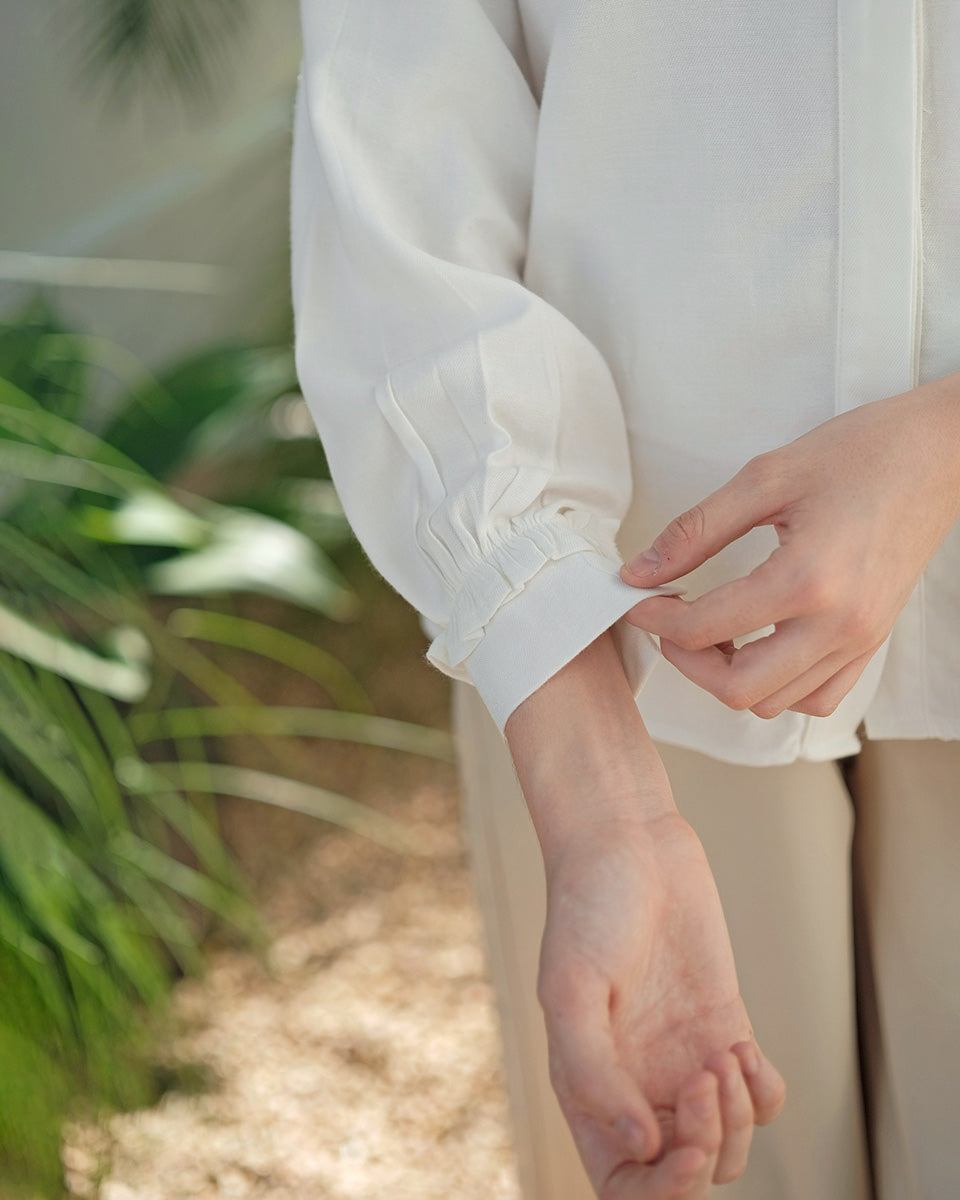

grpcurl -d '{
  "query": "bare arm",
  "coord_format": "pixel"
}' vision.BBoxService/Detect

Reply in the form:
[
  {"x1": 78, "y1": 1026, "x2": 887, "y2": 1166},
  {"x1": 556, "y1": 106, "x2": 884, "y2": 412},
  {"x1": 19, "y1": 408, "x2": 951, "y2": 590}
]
[{"x1": 504, "y1": 629, "x2": 785, "y2": 1197}]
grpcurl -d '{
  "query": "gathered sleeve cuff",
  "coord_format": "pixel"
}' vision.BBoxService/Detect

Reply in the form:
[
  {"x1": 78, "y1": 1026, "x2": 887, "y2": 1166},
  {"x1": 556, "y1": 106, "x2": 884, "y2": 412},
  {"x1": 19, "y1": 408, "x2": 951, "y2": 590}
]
[
  {"x1": 291, "y1": 0, "x2": 675, "y2": 737},
  {"x1": 419, "y1": 506, "x2": 680, "y2": 735}
]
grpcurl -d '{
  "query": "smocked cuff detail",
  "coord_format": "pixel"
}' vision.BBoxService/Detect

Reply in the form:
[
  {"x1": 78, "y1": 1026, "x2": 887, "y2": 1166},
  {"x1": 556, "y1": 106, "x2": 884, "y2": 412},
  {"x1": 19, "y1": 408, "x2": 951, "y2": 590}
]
[
  {"x1": 424, "y1": 511, "x2": 621, "y2": 676},
  {"x1": 424, "y1": 516, "x2": 682, "y2": 736}
]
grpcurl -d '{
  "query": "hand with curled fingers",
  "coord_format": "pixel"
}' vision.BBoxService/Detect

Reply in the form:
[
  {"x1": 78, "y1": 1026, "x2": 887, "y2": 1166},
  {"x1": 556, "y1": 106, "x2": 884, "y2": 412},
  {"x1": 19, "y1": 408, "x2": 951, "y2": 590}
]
[
  {"x1": 538, "y1": 808, "x2": 784, "y2": 1198},
  {"x1": 618, "y1": 373, "x2": 960, "y2": 720},
  {"x1": 505, "y1": 629, "x2": 785, "y2": 1197}
]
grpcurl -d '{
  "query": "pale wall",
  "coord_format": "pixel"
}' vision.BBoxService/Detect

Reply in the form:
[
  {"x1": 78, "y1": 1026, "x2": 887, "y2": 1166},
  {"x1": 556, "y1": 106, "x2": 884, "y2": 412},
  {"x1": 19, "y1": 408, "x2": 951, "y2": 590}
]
[{"x1": 0, "y1": 1, "x2": 303, "y2": 373}]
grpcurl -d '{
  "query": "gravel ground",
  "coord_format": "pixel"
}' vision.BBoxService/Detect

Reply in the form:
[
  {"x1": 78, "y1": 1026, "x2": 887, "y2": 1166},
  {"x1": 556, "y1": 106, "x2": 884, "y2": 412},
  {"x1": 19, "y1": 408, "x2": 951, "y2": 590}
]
[{"x1": 59, "y1": 584, "x2": 524, "y2": 1200}]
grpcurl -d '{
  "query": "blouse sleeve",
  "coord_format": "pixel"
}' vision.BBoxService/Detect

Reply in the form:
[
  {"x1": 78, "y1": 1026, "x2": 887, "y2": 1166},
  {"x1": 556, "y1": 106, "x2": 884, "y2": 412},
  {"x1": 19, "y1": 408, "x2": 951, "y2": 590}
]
[{"x1": 290, "y1": 0, "x2": 677, "y2": 737}]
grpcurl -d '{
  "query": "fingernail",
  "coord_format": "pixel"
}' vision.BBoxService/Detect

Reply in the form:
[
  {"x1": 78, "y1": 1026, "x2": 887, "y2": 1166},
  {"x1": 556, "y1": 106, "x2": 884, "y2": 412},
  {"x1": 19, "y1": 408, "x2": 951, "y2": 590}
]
[
  {"x1": 624, "y1": 548, "x2": 660, "y2": 577},
  {"x1": 614, "y1": 1115, "x2": 647, "y2": 1159}
]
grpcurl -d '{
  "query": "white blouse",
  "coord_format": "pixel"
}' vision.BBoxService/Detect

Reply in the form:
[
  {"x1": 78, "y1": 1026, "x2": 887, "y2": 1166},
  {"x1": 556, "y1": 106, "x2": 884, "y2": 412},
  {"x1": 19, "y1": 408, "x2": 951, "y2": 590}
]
[{"x1": 289, "y1": 0, "x2": 960, "y2": 766}]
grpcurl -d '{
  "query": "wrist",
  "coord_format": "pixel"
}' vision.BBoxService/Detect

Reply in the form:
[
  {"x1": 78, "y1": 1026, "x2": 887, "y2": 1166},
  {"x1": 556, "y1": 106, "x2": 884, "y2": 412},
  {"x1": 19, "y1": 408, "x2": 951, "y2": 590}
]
[{"x1": 903, "y1": 369, "x2": 960, "y2": 508}]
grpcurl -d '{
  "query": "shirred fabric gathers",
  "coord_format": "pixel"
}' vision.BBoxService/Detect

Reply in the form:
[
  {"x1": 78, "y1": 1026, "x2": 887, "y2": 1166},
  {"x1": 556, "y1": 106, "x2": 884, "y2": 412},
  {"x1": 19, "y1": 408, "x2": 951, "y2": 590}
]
[
  {"x1": 424, "y1": 506, "x2": 637, "y2": 671},
  {"x1": 289, "y1": 0, "x2": 960, "y2": 763}
]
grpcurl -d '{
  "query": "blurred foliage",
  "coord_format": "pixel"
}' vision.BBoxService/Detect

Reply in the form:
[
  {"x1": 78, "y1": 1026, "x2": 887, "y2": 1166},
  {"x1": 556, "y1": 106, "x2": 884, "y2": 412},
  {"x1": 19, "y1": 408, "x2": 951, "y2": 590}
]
[
  {"x1": 0, "y1": 294, "x2": 453, "y2": 1198},
  {"x1": 61, "y1": 0, "x2": 255, "y2": 110}
]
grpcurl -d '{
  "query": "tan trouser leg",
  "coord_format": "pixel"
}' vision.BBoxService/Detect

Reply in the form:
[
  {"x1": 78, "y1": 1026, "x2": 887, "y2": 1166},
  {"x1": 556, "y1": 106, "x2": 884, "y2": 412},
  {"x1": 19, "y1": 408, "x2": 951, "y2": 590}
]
[
  {"x1": 452, "y1": 678, "x2": 872, "y2": 1200},
  {"x1": 847, "y1": 738, "x2": 960, "y2": 1200},
  {"x1": 452, "y1": 678, "x2": 593, "y2": 1199},
  {"x1": 657, "y1": 740, "x2": 872, "y2": 1200}
]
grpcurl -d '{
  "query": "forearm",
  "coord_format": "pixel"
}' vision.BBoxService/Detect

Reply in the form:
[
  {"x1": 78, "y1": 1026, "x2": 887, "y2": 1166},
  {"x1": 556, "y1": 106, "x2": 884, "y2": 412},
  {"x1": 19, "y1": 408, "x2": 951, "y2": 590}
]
[{"x1": 504, "y1": 627, "x2": 677, "y2": 868}]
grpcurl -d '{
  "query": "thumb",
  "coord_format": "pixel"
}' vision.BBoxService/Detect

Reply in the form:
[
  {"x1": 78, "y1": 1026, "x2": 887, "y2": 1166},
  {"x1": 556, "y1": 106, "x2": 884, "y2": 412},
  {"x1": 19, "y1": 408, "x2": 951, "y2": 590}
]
[
  {"x1": 540, "y1": 970, "x2": 662, "y2": 1164},
  {"x1": 620, "y1": 460, "x2": 777, "y2": 585}
]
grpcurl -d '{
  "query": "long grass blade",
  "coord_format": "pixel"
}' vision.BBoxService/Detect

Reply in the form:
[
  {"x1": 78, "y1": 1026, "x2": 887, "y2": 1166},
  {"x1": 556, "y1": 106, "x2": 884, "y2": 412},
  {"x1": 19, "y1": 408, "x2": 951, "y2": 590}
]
[
  {"x1": 164, "y1": 607, "x2": 371, "y2": 711},
  {"x1": 128, "y1": 703, "x2": 456, "y2": 761},
  {"x1": 0, "y1": 603, "x2": 149, "y2": 700},
  {"x1": 116, "y1": 757, "x2": 426, "y2": 856},
  {"x1": 0, "y1": 440, "x2": 154, "y2": 498}
]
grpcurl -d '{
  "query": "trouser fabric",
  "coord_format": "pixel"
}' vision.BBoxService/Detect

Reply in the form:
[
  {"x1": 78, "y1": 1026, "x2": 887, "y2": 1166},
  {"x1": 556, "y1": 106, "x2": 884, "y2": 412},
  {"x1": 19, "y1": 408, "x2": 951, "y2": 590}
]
[{"x1": 451, "y1": 678, "x2": 959, "y2": 1200}]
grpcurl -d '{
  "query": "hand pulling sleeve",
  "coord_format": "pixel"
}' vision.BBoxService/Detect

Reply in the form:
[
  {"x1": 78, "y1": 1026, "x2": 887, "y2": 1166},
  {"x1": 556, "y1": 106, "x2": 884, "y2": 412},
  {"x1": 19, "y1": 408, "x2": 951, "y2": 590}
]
[{"x1": 290, "y1": 0, "x2": 677, "y2": 737}]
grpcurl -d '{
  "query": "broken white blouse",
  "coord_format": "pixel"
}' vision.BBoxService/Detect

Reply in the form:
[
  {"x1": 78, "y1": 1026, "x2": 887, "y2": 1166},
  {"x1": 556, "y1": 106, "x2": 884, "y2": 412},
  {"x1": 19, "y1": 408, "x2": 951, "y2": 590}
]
[{"x1": 289, "y1": 0, "x2": 960, "y2": 765}]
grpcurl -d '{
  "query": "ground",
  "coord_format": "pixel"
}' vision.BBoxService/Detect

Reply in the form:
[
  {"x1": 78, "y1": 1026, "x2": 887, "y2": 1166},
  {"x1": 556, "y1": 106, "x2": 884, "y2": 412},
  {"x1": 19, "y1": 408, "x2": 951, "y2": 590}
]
[{"x1": 60, "y1": 568, "x2": 525, "y2": 1200}]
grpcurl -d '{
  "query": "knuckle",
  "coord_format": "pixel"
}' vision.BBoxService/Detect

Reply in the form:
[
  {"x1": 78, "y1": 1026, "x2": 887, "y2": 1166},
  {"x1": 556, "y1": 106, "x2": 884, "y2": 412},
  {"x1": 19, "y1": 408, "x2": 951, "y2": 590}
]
[
  {"x1": 657, "y1": 504, "x2": 706, "y2": 554},
  {"x1": 705, "y1": 1049, "x2": 737, "y2": 1076},
  {"x1": 669, "y1": 625, "x2": 706, "y2": 652},
  {"x1": 750, "y1": 699, "x2": 783, "y2": 720},
  {"x1": 792, "y1": 573, "x2": 835, "y2": 612},
  {"x1": 739, "y1": 450, "x2": 781, "y2": 495},
  {"x1": 717, "y1": 681, "x2": 755, "y2": 711},
  {"x1": 838, "y1": 601, "x2": 879, "y2": 642},
  {"x1": 799, "y1": 695, "x2": 841, "y2": 718},
  {"x1": 536, "y1": 967, "x2": 571, "y2": 1016}
]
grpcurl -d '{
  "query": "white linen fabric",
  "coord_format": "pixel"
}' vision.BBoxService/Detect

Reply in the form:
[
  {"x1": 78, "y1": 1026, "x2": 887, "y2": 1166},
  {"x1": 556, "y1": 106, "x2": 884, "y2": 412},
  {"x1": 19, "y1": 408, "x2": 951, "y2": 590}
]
[{"x1": 289, "y1": 0, "x2": 960, "y2": 763}]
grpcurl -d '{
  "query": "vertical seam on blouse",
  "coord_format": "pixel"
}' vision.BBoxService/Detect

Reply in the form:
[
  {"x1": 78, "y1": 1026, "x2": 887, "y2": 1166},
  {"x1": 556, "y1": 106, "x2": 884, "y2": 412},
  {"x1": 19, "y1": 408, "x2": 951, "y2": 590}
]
[
  {"x1": 833, "y1": 0, "x2": 844, "y2": 419},
  {"x1": 912, "y1": 0, "x2": 925, "y2": 390},
  {"x1": 914, "y1": 1, "x2": 929, "y2": 734}
]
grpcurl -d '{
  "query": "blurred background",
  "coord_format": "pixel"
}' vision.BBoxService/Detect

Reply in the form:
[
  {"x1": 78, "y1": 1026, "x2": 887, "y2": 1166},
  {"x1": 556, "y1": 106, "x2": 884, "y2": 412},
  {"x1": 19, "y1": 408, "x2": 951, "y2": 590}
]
[{"x1": 0, "y1": 3, "x2": 519, "y2": 1196}]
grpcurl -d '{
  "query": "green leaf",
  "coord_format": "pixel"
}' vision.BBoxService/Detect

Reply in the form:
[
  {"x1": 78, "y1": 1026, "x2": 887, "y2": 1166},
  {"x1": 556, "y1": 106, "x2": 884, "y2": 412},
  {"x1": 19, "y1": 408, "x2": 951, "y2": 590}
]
[
  {"x1": 0, "y1": 603, "x2": 150, "y2": 701},
  {"x1": 145, "y1": 508, "x2": 359, "y2": 618},
  {"x1": 101, "y1": 344, "x2": 296, "y2": 477},
  {"x1": 129, "y1": 703, "x2": 457, "y2": 761},
  {"x1": 67, "y1": 0, "x2": 255, "y2": 110},
  {"x1": 163, "y1": 607, "x2": 370, "y2": 711},
  {"x1": 116, "y1": 757, "x2": 426, "y2": 856},
  {"x1": 0, "y1": 381, "x2": 156, "y2": 480},
  {"x1": 0, "y1": 440, "x2": 155, "y2": 499},
  {"x1": 76, "y1": 489, "x2": 210, "y2": 548},
  {"x1": 108, "y1": 829, "x2": 253, "y2": 931}
]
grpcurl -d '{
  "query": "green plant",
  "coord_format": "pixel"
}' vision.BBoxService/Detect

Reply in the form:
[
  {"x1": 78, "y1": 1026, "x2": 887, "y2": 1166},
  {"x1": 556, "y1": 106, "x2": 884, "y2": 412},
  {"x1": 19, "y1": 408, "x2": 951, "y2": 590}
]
[
  {"x1": 0, "y1": 295, "x2": 453, "y2": 1197},
  {"x1": 62, "y1": 0, "x2": 255, "y2": 109}
]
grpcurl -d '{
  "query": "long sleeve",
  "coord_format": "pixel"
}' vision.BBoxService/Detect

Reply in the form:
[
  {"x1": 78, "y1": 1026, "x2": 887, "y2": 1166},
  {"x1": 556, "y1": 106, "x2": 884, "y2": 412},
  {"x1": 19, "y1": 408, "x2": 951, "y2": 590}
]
[{"x1": 289, "y1": 0, "x2": 676, "y2": 737}]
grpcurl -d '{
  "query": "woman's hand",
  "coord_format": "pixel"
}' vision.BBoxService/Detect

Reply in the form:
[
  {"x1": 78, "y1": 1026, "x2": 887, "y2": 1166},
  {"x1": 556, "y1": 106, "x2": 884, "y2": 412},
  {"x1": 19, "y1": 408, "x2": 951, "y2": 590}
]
[
  {"x1": 505, "y1": 629, "x2": 785, "y2": 1197},
  {"x1": 618, "y1": 372, "x2": 960, "y2": 719},
  {"x1": 538, "y1": 809, "x2": 784, "y2": 1198}
]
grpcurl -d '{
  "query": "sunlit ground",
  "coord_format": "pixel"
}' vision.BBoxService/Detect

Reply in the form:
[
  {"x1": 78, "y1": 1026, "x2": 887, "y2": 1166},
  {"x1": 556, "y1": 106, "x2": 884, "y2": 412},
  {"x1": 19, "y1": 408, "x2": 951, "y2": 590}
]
[{"x1": 60, "y1": 582, "x2": 523, "y2": 1200}]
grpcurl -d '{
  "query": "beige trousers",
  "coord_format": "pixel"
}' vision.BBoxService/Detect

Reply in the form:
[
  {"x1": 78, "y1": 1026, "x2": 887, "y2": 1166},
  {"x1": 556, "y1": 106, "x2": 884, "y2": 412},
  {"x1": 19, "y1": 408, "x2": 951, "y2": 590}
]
[{"x1": 451, "y1": 679, "x2": 960, "y2": 1200}]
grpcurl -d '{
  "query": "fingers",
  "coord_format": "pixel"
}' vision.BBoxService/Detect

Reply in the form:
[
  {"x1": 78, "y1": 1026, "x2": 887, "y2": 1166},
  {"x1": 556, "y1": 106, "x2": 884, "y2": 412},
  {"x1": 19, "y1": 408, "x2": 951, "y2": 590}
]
[
  {"x1": 657, "y1": 621, "x2": 823, "y2": 712},
  {"x1": 637, "y1": 580, "x2": 884, "y2": 716},
  {"x1": 669, "y1": 1072, "x2": 724, "y2": 1198},
  {"x1": 748, "y1": 645, "x2": 855, "y2": 719},
  {"x1": 731, "y1": 1040, "x2": 787, "y2": 1126},
  {"x1": 540, "y1": 970, "x2": 662, "y2": 1162},
  {"x1": 602, "y1": 1052, "x2": 781, "y2": 1199},
  {"x1": 620, "y1": 456, "x2": 781, "y2": 587},
  {"x1": 602, "y1": 1073, "x2": 721, "y2": 1200},
  {"x1": 598, "y1": 1049, "x2": 783, "y2": 1198},
  {"x1": 784, "y1": 646, "x2": 881, "y2": 717},
  {"x1": 603, "y1": 1145, "x2": 708, "y2": 1200},
  {"x1": 624, "y1": 554, "x2": 801, "y2": 650},
  {"x1": 706, "y1": 1050, "x2": 755, "y2": 1183},
  {"x1": 662, "y1": 635, "x2": 881, "y2": 722}
]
